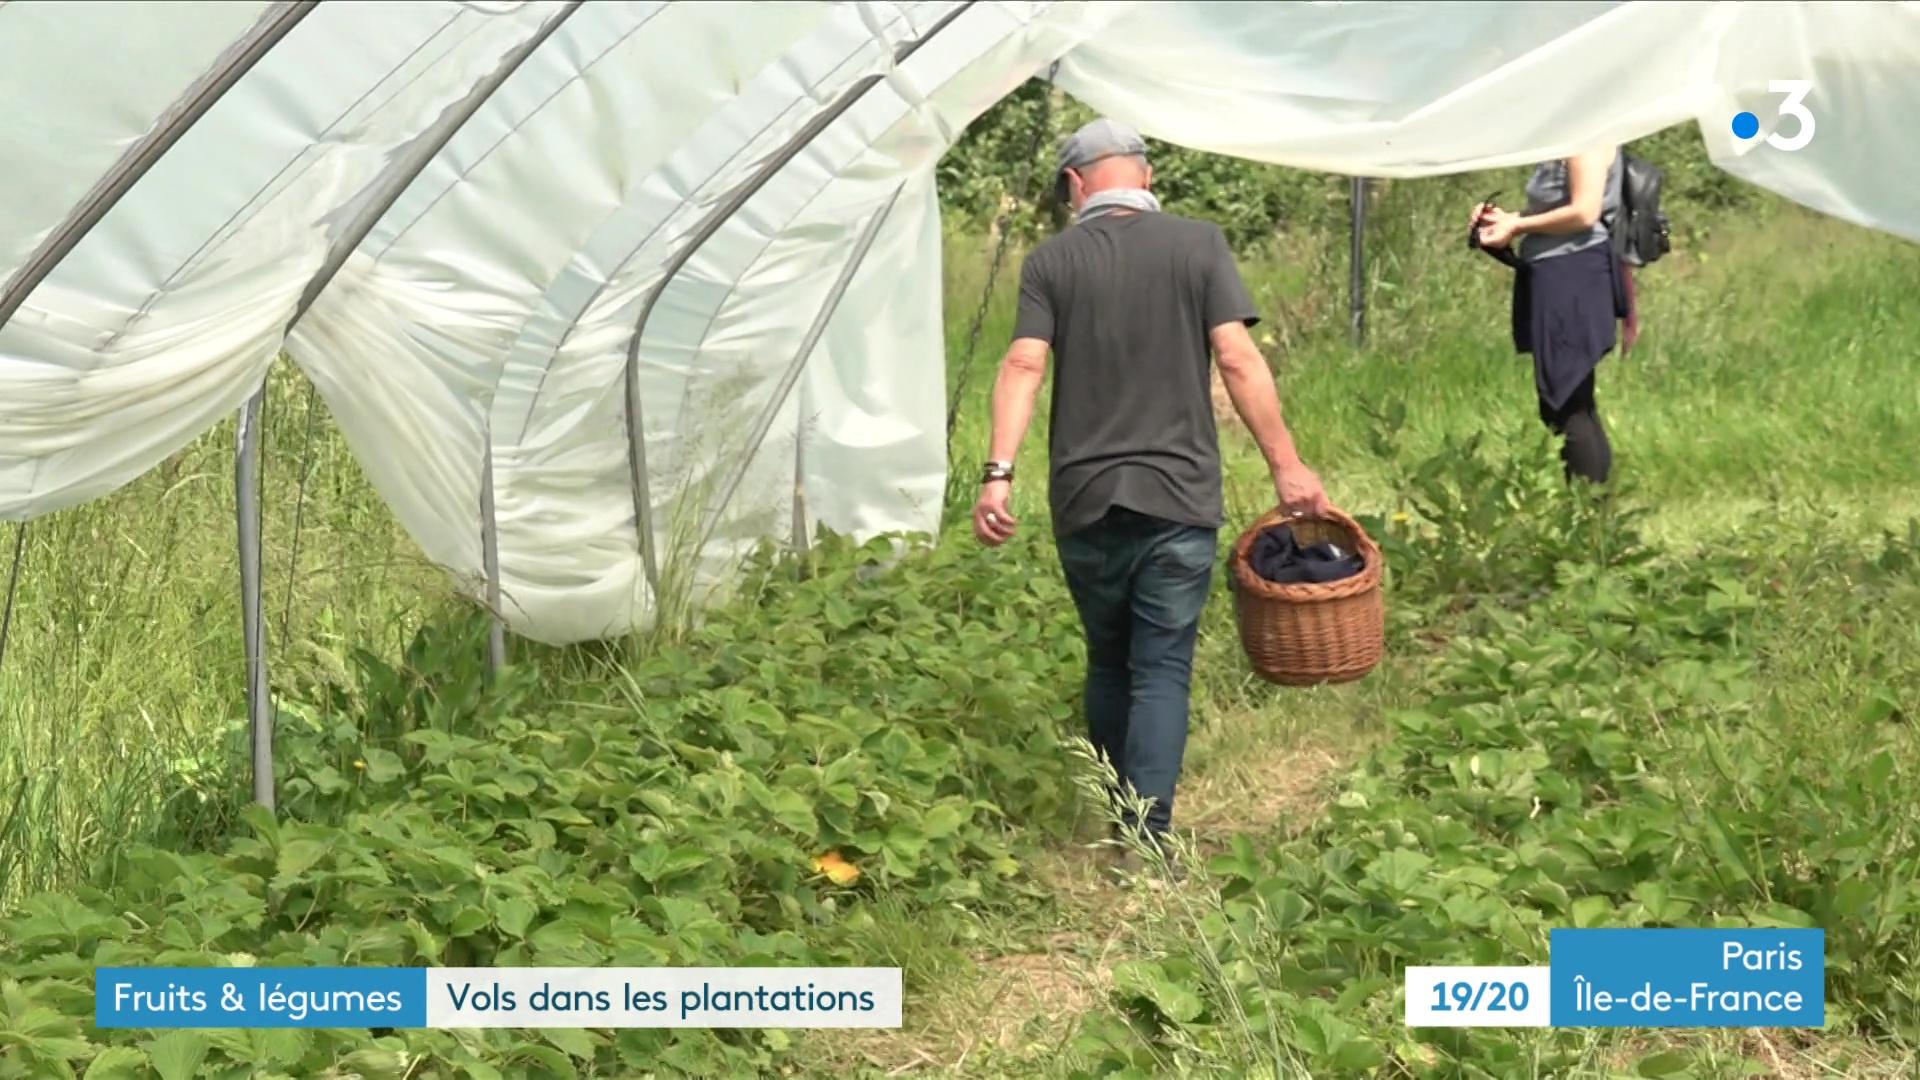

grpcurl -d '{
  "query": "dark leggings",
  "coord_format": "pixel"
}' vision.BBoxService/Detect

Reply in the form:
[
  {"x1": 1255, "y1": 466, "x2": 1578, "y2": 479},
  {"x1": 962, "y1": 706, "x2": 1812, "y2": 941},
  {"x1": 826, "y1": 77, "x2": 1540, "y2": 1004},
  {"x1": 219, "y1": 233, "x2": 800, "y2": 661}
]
[{"x1": 1539, "y1": 371, "x2": 1611, "y2": 484}]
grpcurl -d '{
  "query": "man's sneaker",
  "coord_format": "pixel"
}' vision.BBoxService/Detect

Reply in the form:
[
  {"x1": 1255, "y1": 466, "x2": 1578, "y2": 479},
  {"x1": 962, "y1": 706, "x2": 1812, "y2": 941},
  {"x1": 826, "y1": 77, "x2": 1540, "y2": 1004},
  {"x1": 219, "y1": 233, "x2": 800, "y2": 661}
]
[{"x1": 1105, "y1": 832, "x2": 1186, "y2": 887}]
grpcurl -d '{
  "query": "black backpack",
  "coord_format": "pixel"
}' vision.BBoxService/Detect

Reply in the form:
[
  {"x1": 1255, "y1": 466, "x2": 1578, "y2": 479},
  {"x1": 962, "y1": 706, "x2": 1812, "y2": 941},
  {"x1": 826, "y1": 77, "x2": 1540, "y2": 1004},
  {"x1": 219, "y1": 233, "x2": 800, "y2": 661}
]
[{"x1": 1608, "y1": 151, "x2": 1672, "y2": 267}]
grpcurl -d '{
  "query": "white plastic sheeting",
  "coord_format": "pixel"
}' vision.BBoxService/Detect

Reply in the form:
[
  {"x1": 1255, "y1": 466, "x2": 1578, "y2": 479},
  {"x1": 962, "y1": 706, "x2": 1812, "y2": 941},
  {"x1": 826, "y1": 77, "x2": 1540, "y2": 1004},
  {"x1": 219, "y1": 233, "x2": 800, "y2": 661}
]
[
  {"x1": 2, "y1": 1, "x2": 1915, "y2": 644},
  {"x1": 1055, "y1": 2, "x2": 1920, "y2": 241}
]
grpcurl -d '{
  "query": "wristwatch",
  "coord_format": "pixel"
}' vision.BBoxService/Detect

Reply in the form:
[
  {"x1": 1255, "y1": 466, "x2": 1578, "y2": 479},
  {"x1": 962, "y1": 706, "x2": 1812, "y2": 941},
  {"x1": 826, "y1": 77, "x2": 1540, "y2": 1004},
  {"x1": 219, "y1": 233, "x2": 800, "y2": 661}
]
[{"x1": 980, "y1": 460, "x2": 1015, "y2": 485}]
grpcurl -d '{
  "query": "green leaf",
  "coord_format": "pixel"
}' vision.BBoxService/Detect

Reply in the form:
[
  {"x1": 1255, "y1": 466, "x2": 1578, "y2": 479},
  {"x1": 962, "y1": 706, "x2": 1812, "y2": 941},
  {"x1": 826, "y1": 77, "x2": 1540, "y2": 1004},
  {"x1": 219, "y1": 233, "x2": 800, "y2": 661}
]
[
  {"x1": 1828, "y1": 878, "x2": 1877, "y2": 920},
  {"x1": 1699, "y1": 809, "x2": 1760, "y2": 889},
  {"x1": 82, "y1": 1047, "x2": 148, "y2": 1080},
  {"x1": 251, "y1": 1028, "x2": 311, "y2": 1068},
  {"x1": 1366, "y1": 849, "x2": 1432, "y2": 894},
  {"x1": 543, "y1": 1027, "x2": 597, "y2": 1059},
  {"x1": 1637, "y1": 1049, "x2": 1692, "y2": 1077},
  {"x1": 920, "y1": 803, "x2": 967, "y2": 839},
  {"x1": 274, "y1": 839, "x2": 330, "y2": 883},
  {"x1": 208, "y1": 1028, "x2": 310, "y2": 1070},
  {"x1": 884, "y1": 824, "x2": 926, "y2": 863},
  {"x1": 1865, "y1": 749, "x2": 1895, "y2": 790},
  {"x1": 1331, "y1": 976, "x2": 1392, "y2": 1013},
  {"x1": 1570, "y1": 895, "x2": 1613, "y2": 927},
  {"x1": 338, "y1": 1048, "x2": 409, "y2": 1074},
  {"x1": 33, "y1": 1034, "x2": 93, "y2": 1064},
  {"x1": 144, "y1": 1032, "x2": 210, "y2": 1080},
  {"x1": 361, "y1": 747, "x2": 405, "y2": 783},
  {"x1": 763, "y1": 789, "x2": 819, "y2": 838},
  {"x1": 404, "y1": 918, "x2": 443, "y2": 963},
  {"x1": 1331, "y1": 1037, "x2": 1386, "y2": 1072},
  {"x1": 529, "y1": 921, "x2": 597, "y2": 963},
  {"x1": 1149, "y1": 979, "x2": 1203, "y2": 1024},
  {"x1": 1258, "y1": 885, "x2": 1309, "y2": 928},
  {"x1": 460, "y1": 1059, "x2": 505, "y2": 1080},
  {"x1": 448, "y1": 906, "x2": 489, "y2": 936},
  {"x1": 1291, "y1": 1014, "x2": 1329, "y2": 1057},
  {"x1": 492, "y1": 897, "x2": 537, "y2": 939},
  {"x1": 1855, "y1": 693, "x2": 1901, "y2": 726},
  {"x1": 512, "y1": 1043, "x2": 577, "y2": 1078}
]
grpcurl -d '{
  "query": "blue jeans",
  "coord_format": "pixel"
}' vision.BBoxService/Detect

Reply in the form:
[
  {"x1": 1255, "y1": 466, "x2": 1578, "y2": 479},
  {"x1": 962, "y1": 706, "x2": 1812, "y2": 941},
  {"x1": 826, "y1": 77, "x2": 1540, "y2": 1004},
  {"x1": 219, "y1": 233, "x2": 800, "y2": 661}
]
[{"x1": 1055, "y1": 506, "x2": 1217, "y2": 840}]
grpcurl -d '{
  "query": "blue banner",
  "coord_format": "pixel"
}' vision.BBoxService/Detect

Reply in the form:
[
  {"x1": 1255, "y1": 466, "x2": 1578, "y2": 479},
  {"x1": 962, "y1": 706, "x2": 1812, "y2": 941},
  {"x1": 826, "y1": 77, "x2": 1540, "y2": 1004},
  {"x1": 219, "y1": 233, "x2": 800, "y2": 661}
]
[
  {"x1": 1548, "y1": 929, "x2": 1824, "y2": 1027},
  {"x1": 95, "y1": 968, "x2": 427, "y2": 1028}
]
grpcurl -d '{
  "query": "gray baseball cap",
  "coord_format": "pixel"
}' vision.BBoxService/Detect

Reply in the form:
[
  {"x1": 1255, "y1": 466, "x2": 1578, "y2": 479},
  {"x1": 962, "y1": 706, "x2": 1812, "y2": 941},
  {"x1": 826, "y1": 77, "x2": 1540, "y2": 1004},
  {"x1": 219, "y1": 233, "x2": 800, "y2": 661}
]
[{"x1": 1054, "y1": 117, "x2": 1148, "y2": 202}]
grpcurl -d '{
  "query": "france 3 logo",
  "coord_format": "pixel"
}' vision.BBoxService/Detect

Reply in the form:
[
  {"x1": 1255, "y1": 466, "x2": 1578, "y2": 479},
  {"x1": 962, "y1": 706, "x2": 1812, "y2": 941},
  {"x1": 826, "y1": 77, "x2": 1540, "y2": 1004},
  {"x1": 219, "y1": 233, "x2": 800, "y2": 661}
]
[{"x1": 1732, "y1": 81, "x2": 1814, "y2": 152}]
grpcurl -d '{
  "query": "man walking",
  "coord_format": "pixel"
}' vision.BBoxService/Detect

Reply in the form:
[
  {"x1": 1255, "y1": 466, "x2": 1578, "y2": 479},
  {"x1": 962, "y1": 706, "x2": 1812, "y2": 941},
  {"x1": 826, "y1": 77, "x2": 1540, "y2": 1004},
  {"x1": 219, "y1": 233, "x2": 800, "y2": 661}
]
[{"x1": 970, "y1": 118, "x2": 1334, "y2": 874}]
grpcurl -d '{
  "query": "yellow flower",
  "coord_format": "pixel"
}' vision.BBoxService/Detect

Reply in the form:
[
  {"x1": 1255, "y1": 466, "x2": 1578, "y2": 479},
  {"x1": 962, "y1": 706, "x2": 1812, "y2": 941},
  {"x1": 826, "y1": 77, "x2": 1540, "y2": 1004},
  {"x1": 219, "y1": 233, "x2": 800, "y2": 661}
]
[
  {"x1": 811, "y1": 851, "x2": 860, "y2": 886},
  {"x1": 353, "y1": 759, "x2": 366, "y2": 770},
  {"x1": 1391, "y1": 511, "x2": 1411, "y2": 524}
]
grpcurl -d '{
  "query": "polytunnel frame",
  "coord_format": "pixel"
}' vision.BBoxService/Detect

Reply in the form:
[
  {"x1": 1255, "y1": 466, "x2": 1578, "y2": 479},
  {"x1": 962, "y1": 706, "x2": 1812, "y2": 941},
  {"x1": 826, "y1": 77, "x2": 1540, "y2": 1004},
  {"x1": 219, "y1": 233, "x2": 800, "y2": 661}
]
[
  {"x1": 236, "y1": 0, "x2": 584, "y2": 809},
  {"x1": 2, "y1": 0, "x2": 1361, "y2": 818},
  {"x1": 618, "y1": 0, "x2": 979, "y2": 597},
  {"x1": 0, "y1": 1, "x2": 319, "y2": 328},
  {"x1": 0, "y1": 0, "x2": 320, "y2": 810},
  {"x1": 0, "y1": 0, "x2": 990, "y2": 814},
  {"x1": 0, "y1": 0, "x2": 583, "y2": 811}
]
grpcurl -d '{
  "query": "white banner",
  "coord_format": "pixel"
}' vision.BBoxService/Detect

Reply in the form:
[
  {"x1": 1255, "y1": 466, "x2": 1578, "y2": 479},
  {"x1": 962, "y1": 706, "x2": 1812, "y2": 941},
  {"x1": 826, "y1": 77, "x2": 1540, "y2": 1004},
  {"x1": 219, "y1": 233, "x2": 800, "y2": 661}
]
[
  {"x1": 1405, "y1": 966, "x2": 1552, "y2": 1028},
  {"x1": 425, "y1": 967, "x2": 902, "y2": 1028}
]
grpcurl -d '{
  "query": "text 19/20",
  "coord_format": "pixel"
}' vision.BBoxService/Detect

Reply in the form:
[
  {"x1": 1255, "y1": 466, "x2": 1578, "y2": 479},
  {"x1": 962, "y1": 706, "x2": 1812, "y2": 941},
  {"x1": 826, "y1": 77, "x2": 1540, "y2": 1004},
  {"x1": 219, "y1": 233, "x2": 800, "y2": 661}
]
[{"x1": 1430, "y1": 981, "x2": 1531, "y2": 1013}]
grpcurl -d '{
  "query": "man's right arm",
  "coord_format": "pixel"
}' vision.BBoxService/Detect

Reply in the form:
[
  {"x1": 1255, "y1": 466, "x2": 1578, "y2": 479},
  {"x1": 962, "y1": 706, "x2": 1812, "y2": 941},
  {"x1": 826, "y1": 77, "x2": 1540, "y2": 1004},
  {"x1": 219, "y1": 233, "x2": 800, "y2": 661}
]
[{"x1": 1211, "y1": 319, "x2": 1333, "y2": 516}]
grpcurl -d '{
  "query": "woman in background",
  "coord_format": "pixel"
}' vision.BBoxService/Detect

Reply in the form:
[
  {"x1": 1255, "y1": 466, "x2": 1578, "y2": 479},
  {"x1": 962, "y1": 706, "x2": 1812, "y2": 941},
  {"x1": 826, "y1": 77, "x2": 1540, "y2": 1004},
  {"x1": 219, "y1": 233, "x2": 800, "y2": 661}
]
[{"x1": 1473, "y1": 147, "x2": 1630, "y2": 484}]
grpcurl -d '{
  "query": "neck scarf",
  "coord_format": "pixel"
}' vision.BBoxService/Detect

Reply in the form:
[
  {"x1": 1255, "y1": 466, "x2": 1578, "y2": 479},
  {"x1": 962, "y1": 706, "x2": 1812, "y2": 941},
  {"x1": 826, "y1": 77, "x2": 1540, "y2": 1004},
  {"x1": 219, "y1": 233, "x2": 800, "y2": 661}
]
[{"x1": 1075, "y1": 187, "x2": 1162, "y2": 223}]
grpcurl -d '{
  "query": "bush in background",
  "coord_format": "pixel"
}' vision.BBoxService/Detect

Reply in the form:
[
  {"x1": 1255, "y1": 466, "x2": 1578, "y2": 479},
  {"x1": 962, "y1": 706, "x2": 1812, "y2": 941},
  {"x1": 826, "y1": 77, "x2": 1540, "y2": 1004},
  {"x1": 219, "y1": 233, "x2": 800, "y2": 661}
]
[{"x1": 940, "y1": 78, "x2": 1762, "y2": 256}]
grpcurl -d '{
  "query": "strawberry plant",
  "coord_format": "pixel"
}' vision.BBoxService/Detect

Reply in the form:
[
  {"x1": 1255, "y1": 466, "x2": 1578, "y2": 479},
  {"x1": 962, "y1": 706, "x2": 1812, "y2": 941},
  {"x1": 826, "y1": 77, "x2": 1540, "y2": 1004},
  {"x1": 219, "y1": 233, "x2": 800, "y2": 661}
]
[{"x1": 0, "y1": 526, "x2": 1102, "y2": 1077}]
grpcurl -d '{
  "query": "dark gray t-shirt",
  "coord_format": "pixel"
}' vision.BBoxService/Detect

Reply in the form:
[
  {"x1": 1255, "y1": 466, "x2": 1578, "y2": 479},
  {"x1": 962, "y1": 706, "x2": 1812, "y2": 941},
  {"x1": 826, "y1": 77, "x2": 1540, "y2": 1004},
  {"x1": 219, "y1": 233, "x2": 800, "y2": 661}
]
[{"x1": 1012, "y1": 211, "x2": 1259, "y2": 537}]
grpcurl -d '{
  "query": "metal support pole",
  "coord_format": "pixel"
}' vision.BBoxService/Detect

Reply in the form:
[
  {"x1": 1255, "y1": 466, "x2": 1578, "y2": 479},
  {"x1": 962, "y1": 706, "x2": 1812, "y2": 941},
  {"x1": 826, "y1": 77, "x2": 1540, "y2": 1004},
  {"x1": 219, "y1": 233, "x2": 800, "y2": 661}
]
[
  {"x1": 1349, "y1": 175, "x2": 1368, "y2": 347},
  {"x1": 236, "y1": 387, "x2": 273, "y2": 810},
  {"x1": 690, "y1": 185, "x2": 904, "y2": 560},
  {"x1": 791, "y1": 421, "x2": 809, "y2": 556},
  {"x1": 480, "y1": 432, "x2": 506, "y2": 682},
  {"x1": 620, "y1": 3, "x2": 976, "y2": 596},
  {"x1": 0, "y1": 2, "x2": 317, "y2": 328},
  {"x1": 287, "y1": 2, "x2": 581, "y2": 328},
  {"x1": 0, "y1": 523, "x2": 25, "y2": 677}
]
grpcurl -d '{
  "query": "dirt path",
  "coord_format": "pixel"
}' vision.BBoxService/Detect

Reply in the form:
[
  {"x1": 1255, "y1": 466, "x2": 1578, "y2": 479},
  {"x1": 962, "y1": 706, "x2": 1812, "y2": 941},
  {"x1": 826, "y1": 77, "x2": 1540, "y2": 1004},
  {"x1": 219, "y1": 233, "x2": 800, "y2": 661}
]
[{"x1": 812, "y1": 702, "x2": 1372, "y2": 1077}]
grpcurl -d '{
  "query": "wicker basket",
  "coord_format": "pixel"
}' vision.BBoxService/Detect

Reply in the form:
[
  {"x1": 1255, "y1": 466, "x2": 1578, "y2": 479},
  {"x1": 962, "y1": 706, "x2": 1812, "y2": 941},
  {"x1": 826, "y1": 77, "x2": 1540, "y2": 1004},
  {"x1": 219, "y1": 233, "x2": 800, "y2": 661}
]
[{"x1": 1228, "y1": 507, "x2": 1385, "y2": 686}]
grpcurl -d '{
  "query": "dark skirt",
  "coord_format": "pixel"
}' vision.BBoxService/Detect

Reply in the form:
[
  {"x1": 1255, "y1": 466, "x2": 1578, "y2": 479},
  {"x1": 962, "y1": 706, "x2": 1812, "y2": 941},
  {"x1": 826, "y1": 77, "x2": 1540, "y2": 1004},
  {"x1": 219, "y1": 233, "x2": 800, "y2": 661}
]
[{"x1": 1511, "y1": 241, "x2": 1630, "y2": 412}]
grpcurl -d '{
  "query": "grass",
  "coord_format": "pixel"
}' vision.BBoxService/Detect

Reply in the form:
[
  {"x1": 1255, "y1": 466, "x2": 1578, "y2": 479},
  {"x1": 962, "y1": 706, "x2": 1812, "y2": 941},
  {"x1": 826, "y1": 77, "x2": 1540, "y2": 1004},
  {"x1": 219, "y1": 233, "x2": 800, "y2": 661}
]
[
  {"x1": 0, "y1": 376, "x2": 451, "y2": 905},
  {"x1": 2, "y1": 159, "x2": 1917, "y2": 1078},
  {"x1": 943, "y1": 186, "x2": 1920, "y2": 551}
]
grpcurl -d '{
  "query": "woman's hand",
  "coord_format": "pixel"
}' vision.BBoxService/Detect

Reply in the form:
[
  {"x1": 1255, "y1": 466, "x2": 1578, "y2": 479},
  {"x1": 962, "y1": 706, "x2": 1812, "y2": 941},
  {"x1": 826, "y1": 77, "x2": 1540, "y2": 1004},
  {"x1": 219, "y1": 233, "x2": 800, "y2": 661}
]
[{"x1": 1477, "y1": 207, "x2": 1524, "y2": 249}]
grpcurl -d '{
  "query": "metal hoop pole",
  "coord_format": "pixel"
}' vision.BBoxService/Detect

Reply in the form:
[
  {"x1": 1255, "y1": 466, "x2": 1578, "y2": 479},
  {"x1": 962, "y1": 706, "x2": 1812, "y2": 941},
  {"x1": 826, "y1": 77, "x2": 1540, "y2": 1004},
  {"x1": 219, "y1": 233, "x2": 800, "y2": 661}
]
[
  {"x1": 279, "y1": 378, "x2": 319, "y2": 639},
  {"x1": 1350, "y1": 176, "x2": 1368, "y2": 347},
  {"x1": 480, "y1": 431, "x2": 506, "y2": 681},
  {"x1": 691, "y1": 184, "x2": 905, "y2": 561},
  {"x1": 620, "y1": 1, "x2": 978, "y2": 598},
  {"x1": 0, "y1": 1, "x2": 317, "y2": 329},
  {"x1": 287, "y1": 1, "x2": 582, "y2": 327},
  {"x1": 0, "y1": 523, "x2": 25, "y2": 678},
  {"x1": 236, "y1": 387, "x2": 273, "y2": 809},
  {"x1": 791, "y1": 423, "x2": 809, "y2": 555}
]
